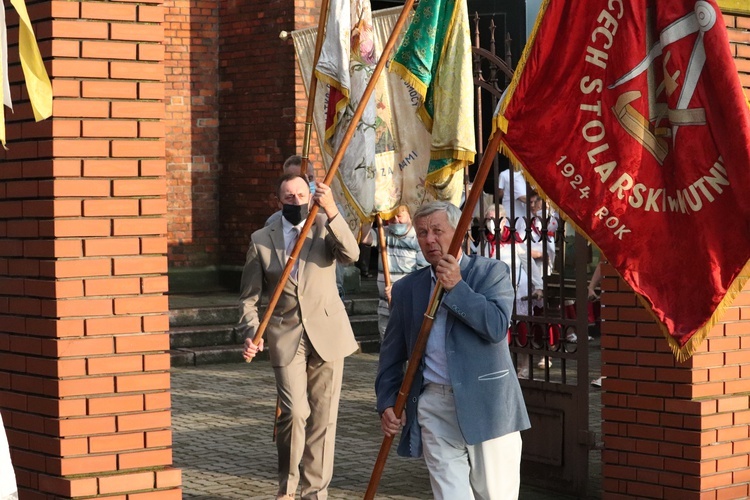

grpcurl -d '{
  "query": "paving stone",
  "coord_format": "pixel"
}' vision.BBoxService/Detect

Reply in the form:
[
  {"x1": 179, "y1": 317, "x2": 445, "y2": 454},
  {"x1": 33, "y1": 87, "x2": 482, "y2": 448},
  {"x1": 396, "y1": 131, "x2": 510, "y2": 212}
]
[{"x1": 172, "y1": 352, "x2": 603, "y2": 499}]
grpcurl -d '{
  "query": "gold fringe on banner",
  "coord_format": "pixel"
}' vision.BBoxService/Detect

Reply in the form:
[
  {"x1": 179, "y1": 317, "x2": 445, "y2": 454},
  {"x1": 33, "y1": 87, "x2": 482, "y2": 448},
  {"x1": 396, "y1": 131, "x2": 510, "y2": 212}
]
[{"x1": 667, "y1": 260, "x2": 750, "y2": 362}]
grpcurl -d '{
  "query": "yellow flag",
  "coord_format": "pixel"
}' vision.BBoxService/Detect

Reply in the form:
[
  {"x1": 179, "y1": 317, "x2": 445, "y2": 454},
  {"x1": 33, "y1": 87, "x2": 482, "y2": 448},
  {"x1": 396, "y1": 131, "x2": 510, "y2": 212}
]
[{"x1": 10, "y1": 0, "x2": 52, "y2": 121}]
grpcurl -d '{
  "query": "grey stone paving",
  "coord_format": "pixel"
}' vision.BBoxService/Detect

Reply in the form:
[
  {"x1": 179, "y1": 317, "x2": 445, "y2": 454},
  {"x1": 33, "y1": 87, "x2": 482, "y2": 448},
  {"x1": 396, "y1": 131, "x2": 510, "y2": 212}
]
[{"x1": 172, "y1": 351, "x2": 603, "y2": 499}]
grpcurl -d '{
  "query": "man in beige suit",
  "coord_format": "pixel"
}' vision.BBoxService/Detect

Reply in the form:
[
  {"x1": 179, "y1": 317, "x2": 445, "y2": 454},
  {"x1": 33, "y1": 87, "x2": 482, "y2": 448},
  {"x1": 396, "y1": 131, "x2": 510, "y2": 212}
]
[{"x1": 239, "y1": 173, "x2": 359, "y2": 499}]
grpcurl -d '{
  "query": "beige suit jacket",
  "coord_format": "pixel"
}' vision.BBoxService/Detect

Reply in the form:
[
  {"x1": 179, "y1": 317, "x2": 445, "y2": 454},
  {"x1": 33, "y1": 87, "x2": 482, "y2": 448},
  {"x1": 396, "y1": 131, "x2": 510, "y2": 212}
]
[{"x1": 238, "y1": 213, "x2": 360, "y2": 367}]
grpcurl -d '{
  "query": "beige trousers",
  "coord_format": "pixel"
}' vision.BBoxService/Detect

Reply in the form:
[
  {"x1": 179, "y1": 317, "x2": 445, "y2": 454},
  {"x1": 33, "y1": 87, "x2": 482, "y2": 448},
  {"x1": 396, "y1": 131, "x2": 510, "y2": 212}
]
[
  {"x1": 418, "y1": 384, "x2": 522, "y2": 500},
  {"x1": 273, "y1": 332, "x2": 344, "y2": 500}
]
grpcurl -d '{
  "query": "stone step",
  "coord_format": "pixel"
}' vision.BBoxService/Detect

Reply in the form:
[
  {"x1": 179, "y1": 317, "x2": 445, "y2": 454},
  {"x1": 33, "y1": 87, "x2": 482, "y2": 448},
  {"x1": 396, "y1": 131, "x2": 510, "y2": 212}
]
[
  {"x1": 169, "y1": 297, "x2": 379, "y2": 328},
  {"x1": 169, "y1": 314, "x2": 381, "y2": 366},
  {"x1": 356, "y1": 336, "x2": 381, "y2": 354},
  {"x1": 345, "y1": 297, "x2": 379, "y2": 316},
  {"x1": 170, "y1": 305, "x2": 238, "y2": 328},
  {"x1": 171, "y1": 345, "x2": 250, "y2": 367},
  {"x1": 349, "y1": 314, "x2": 380, "y2": 340},
  {"x1": 170, "y1": 336, "x2": 381, "y2": 367},
  {"x1": 170, "y1": 324, "x2": 238, "y2": 349}
]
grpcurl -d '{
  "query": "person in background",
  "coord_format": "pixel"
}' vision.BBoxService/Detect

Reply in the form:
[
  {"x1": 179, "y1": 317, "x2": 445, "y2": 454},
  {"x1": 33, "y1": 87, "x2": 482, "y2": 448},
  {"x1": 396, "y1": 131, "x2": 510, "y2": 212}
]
[
  {"x1": 527, "y1": 191, "x2": 559, "y2": 277},
  {"x1": 240, "y1": 173, "x2": 359, "y2": 499},
  {"x1": 588, "y1": 261, "x2": 603, "y2": 302},
  {"x1": 589, "y1": 261, "x2": 605, "y2": 387},
  {"x1": 473, "y1": 205, "x2": 543, "y2": 378},
  {"x1": 376, "y1": 201, "x2": 530, "y2": 500},
  {"x1": 498, "y1": 168, "x2": 528, "y2": 237},
  {"x1": 362, "y1": 205, "x2": 429, "y2": 340}
]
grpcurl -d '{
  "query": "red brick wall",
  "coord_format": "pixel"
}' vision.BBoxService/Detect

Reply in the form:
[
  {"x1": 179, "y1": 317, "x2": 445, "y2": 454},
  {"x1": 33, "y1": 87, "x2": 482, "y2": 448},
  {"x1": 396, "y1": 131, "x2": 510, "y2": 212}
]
[
  {"x1": 217, "y1": 0, "x2": 320, "y2": 265},
  {"x1": 158, "y1": 0, "x2": 323, "y2": 268},
  {"x1": 729, "y1": 12, "x2": 750, "y2": 99},
  {"x1": 164, "y1": 0, "x2": 221, "y2": 268},
  {"x1": 0, "y1": 0, "x2": 180, "y2": 497}
]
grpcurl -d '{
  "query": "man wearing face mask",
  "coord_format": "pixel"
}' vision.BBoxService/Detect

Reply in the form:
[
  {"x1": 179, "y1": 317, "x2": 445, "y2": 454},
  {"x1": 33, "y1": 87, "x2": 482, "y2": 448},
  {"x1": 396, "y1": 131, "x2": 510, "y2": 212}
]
[
  {"x1": 265, "y1": 155, "x2": 317, "y2": 227},
  {"x1": 373, "y1": 205, "x2": 428, "y2": 340},
  {"x1": 238, "y1": 173, "x2": 360, "y2": 499}
]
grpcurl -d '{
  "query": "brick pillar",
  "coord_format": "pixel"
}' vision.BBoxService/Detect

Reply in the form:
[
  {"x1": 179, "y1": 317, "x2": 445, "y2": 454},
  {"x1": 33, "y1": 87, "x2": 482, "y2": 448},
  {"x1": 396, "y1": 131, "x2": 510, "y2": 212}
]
[
  {"x1": 0, "y1": 0, "x2": 181, "y2": 497},
  {"x1": 601, "y1": 269, "x2": 750, "y2": 499}
]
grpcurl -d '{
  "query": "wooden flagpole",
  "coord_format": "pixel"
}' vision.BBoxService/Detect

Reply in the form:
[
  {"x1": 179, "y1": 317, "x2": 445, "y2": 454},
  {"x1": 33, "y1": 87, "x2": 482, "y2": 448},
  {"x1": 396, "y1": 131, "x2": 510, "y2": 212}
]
[
  {"x1": 375, "y1": 215, "x2": 392, "y2": 306},
  {"x1": 268, "y1": 0, "x2": 330, "y2": 442},
  {"x1": 363, "y1": 129, "x2": 506, "y2": 500},
  {"x1": 247, "y1": 0, "x2": 418, "y2": 357},
  {"x1": 298, "y1": 0, "x2": 331, "y2": 177},
  {"x1": 269, "y1": 0, "x2": 333, "y2": 438}
]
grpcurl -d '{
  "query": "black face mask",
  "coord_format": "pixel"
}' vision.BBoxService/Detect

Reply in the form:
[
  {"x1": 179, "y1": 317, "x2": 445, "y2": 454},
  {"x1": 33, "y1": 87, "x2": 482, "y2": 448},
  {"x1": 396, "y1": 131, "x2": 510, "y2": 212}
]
[{"x1": 282, "y1": 203, "x2": 309, "y2": 225}]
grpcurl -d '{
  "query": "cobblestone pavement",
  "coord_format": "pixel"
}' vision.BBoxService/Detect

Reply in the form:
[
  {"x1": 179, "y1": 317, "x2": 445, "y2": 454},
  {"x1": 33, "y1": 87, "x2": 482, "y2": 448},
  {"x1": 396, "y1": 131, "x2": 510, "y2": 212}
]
[{"x1": 172, "y1": 353, "x2": 602, "y2": 499}]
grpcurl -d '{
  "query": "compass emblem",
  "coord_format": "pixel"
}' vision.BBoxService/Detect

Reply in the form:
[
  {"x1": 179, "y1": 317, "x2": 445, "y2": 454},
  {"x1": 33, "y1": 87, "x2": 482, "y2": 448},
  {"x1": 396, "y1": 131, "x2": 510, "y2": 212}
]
[{"x1": 609, "y1": 1, "x2": 717, "y2": 164}]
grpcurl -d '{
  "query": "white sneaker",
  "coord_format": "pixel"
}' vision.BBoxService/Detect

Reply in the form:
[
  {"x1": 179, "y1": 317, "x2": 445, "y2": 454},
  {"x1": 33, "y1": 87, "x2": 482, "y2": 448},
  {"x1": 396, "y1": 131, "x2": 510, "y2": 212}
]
[
  {"x1": 517, "y1": 368, "x2": 529, "y2": 379},
  {"x1": 591, "y1": 376, "x2": 604, "y2": 387},
  {"x1": 537, "y1": 358, "x2": 552, "y2": 368}
]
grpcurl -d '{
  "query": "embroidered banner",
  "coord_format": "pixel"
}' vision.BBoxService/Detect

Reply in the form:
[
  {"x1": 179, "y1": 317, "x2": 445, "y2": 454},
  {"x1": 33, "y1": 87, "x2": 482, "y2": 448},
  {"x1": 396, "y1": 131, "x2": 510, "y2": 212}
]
[
  {"x1": 292, "y1": 6, "x2": 465, "y2": 235},
  {"x1": 497, "y1": 0, "x2": 750, "y2": 360},
  {"x1": 390, "y1": 0, "x2": 475, "y2": 187},
  {"x1": 315, "y1": 0, "x2": 377, "y2": 222}
]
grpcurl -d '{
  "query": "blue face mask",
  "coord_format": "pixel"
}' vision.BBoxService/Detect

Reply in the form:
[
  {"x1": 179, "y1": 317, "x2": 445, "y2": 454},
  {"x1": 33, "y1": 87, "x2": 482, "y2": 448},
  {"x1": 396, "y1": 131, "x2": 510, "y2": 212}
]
[
  {"x1": 389, "y1": 223, "x2": 408, "y2": 236},
  {"x1": 309, "y1": 181, "x2": 316, "y2": 195}
]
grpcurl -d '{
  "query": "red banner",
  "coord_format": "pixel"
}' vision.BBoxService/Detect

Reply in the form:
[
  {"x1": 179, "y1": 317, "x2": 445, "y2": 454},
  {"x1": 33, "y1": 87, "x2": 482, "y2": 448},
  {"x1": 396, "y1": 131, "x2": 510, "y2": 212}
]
[{"x1": 498, "y1": 0, "x2": 750, "y2": 360}]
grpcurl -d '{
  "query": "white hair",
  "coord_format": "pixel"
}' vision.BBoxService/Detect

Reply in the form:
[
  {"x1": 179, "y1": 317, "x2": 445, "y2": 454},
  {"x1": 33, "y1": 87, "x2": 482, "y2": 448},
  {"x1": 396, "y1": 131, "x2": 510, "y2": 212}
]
[{"x1": 413, "y1": 201, "x2": 461, "y2": 229}]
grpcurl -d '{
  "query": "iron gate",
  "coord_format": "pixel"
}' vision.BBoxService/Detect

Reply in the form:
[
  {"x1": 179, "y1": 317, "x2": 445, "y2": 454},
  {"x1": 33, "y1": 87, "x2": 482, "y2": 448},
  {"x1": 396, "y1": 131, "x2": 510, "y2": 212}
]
[{"x1": 469, "y1": 13, "x2": 595, "y2": 496}]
